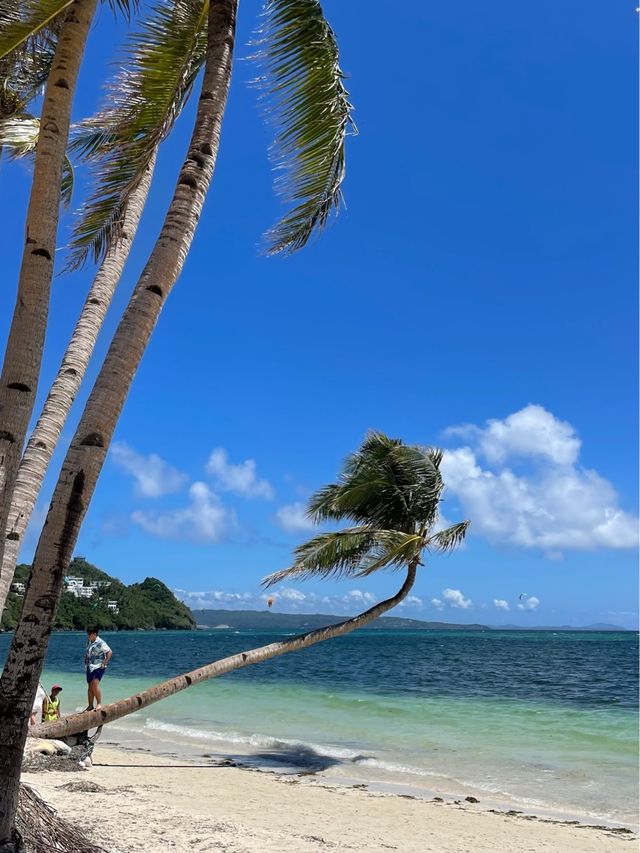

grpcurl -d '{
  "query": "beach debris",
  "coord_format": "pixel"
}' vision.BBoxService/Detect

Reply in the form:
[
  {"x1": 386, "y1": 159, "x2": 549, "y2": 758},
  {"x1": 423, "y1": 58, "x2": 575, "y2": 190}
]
[
  {"x1": 22, "y1": 739, "x2": 99, "y2": 774},
  {"x1": 465, "y1": 796, "x2": 480, "y2": 803},
  {"x1": 56, "y1": 781, "x2": 105, "y2": 794},
  {"x1": 432, "y1": 797, "x2": 444, "y2": 803},
  {"x1": 15, "y1": 783, "x2": 108, "y2": 853}
]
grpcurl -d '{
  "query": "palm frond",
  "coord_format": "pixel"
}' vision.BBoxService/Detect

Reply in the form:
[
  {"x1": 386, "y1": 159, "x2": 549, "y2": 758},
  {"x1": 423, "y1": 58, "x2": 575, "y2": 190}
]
[
  {"x1": 104, "y1": 0, "x2": 140, "y2": 19},
  {"x1": 263, "y1": 528, "x2": 423, "y2": 586},
  {"x1": 263, "y1": 527, "x2": 378, "y2": 585},
  {"x1": 253, "y1": 0, "x2": 355, "y2": 255},
  {"x1": 354, "y1": 531, "x2": 423, "y2": 576},
  {"x1": 0, "y1": 0, "x2": 73, "y2": 61},
  {"x1": 0, "y1": 113, "x2": 39, "y2": 155},
  {"x1": 0, "y1": 113, "x2": 73, "y2": 204},
  {"x1": 61, "y1": 152, "x2": 73, "y2": 205},
  {"x1": 0, "y1": 23, "x2": 58, "y2": 117},
  {"x1": 308, "y1": 431, "x2": 445, "y2": 532},
  {"x1": 67, "y1": 0, "x2": 208, "y2": 269},
  {"x1": 427, "y1": 521, "x2": 470, "y2": 553},
  {"x1": 268, "y1": 433, "x2": 469, "y2": 588}
]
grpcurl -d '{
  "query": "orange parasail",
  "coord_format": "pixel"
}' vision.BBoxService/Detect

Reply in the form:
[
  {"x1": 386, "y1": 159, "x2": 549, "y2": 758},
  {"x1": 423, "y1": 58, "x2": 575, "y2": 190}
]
[{"x1": 267, "y1": 596, "x2": 274, "y2": 609}]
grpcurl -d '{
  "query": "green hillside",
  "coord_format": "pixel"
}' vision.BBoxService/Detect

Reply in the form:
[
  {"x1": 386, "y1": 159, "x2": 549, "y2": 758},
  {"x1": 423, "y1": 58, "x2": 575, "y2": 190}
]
[{"x1": 1, "y1": 557, "x2": 195, "y2": 632}]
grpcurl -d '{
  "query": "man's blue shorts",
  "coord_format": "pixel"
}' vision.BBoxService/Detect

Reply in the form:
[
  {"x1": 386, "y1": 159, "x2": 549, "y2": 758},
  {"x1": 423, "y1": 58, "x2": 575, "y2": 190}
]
[{"x1": 86, "y1": 667, "x2": 106, "y2": 684}]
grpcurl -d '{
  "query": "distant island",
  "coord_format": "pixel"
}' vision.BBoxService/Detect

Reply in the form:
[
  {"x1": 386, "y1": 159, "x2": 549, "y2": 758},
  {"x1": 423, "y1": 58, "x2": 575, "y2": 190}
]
[
  {"x1": 1, "y1": 557, "x2": 195, "y2": 632},
  {"x1": 192, "y1": 609, "x2": 490, "y2": 632},
  {"x1": 192, "y1": 610, "x2": 629, "y2": 633}
]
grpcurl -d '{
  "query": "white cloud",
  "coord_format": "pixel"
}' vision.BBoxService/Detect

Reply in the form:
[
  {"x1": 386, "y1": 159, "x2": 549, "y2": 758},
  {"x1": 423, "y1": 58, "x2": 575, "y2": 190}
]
[
  {"x1": 431, "y1": 598, "x2": 443, "y2": 609},
  {"x1": 112, "y1": 442, "x2": 187, "y2": 497},
  {"x1": 206, "y1": 448, "x2": 273, "y2": 499},
  {"x1": 441, "y1": 406, "x2": 638, "y2": 554},
  {"x1": 445, "y1": 404, "x2": 580, "y2": 466},
  {"x1": 399, "y1": 595, "x2": 424, "y2": 610},
  {"x1": 132, "y1": 482, "x2": 232, "y2": 543},
  {"x1": 343, "y1": 589, "x2": 376, "y2": 606},
  {"x1": 517, "y1": 595, "x2": 540, "y2": 611},
  {"x1": 493, "y1": 599, "x2": 510, "y2": 611},
  {"x1": 442, "y1": 588, "x2": 473, "y2": 609},
  {"x1": 174, "y1": 585, "x2": 420, "y2": 615},
  {"x1": 275, "y1": 502, "x2": 315, "y2": 534},
  {"x1": 277, "y1": 588, "x2": 307, "y2": 602}
]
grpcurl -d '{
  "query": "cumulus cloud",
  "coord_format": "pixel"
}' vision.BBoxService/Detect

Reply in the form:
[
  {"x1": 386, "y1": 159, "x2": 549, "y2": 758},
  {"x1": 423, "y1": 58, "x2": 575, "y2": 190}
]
[
  {"x1": 174, "y1": 586, "x2": 421, "y2": 615},
  {"x1": 431, "y1": 598, "x2": 443, "y2": 609},
  {"x1": 493, "y1": 599, "x2": 510, "y2": 611},
  {"x1": 442, "y1": 588, "x2": 473, "y2": 609},
  {"x1": 445, "y1": 404, "x2": 580, "y2": 466},
  {"x1": 517, "y1": 595, "x2": 540, "y2": 611},
  {"x1": 111, "y1": 442, "x2": 187, "y2": 497},
  {"x1": 275, "y1": 502, "x2": 315, "y2": 534},
  {"x1": 441, "y1": 405, "x2": 638, "y2": 554},
  {"x1": 399, "y1": 595, "x2": 424, "y2": 609},
  {"x1": 132, "y1": 482, "x2": 233, "y2": 542},
  {"x1": 206, "y1": 448, "x2": 273, "y2": 499}
]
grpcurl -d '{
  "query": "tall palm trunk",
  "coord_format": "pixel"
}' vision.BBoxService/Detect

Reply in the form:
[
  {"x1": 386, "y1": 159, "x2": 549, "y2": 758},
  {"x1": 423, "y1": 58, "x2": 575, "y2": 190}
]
[
  {"x1": 0, "y1": 1, "x2": 237, "y2": 843},
  {"x1": 0, "y1": 159, "x2": 156, "y2": 615},
  {"x1": 32, "y1": 563, "x2": 418, "y2": 740},
  {"x1": 0, "y1": 0, "x2": 97, "y2": 560}
]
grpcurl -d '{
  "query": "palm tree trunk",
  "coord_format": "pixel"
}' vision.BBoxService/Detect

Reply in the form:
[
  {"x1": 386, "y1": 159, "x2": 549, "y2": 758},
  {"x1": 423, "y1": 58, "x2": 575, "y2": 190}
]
[
  {"x1": 0, "y1": 1, "x2": 237, "y2": 844},
  {"x1": 0, "y1": 158, "x2": 156, "y2": 616},
  {"x1": 32, "y1": 563, "x2": 418, "y2": 740},
  {"x1": 0, "y1": 0, "x2": 97, "y2": 568}
]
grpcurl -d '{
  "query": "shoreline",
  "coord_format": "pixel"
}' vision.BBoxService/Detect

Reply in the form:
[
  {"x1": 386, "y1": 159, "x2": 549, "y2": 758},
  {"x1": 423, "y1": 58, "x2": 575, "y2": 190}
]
[
  {"x1": 22, "y1": 743, "x2": 635, "y2": 853},
  {"x1": 96, "y1": 723, "x2": 638, "y2": 833}
]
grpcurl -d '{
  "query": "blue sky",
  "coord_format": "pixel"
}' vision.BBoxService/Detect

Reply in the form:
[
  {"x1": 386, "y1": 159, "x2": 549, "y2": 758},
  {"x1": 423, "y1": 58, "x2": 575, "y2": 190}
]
[{"x1": 1, "y1": 1, "x2": 637, "y2": 627}]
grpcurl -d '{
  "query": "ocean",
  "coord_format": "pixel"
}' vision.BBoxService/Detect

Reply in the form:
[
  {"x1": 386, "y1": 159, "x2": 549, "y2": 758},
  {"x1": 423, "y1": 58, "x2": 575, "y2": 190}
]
[{"x1": 2, "y1": 628, "x2": 638, "y2": 827}]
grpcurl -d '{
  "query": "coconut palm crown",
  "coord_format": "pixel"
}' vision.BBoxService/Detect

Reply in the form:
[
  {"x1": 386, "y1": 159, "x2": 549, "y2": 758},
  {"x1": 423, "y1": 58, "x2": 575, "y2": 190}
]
[{"x1": 265, "y1": 431, "x2": 469, "y2": 587}]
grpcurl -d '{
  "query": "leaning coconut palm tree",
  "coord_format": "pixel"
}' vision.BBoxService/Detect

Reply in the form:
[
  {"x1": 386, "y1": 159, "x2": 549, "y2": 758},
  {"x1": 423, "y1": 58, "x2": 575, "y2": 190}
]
[
  {"x1": 0, "y1": 0, "x2": 211, "y2": 611},
  {"x1": 0, "y1": 0, "x2": 99, "y2": 562},
  {"x1": 32, "y1": 432, "x2": 469, "y2": 743}
]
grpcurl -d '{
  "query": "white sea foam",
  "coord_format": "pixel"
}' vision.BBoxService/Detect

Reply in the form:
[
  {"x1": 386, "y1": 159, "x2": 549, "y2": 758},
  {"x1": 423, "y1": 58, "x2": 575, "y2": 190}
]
[{"x1": 142, "y1": 718, "x2": 365, "y2": 761}]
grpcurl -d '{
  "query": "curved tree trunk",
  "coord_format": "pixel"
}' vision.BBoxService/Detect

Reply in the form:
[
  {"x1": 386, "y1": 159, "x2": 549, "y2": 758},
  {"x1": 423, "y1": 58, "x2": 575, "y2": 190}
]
[
  {"x1": 0, "y1": 158, "x2": 156, "y2": 615},
  {"x1": 32, "y1": 563, "x2": 418, "y2": 740},
  {"x1": 0, "y1": 0, "x2": 97, "y2": 566},
  {"x1": 0, "y1": 1, "x2": 237, "y2": 844}
]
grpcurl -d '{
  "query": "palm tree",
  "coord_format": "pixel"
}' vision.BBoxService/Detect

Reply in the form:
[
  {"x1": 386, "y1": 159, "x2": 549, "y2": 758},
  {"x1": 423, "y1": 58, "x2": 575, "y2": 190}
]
[
  {"x1": 32, "y1": 432, "x2": 468, "y2": 743},
  {"x1": 0, "y1": 0, "x2": 354, "y2": 840},
  {"x1": 0, "y1": 0, "x2": 238, "y2": 838},
  {"x1": 0, "y1": 0, "x2": 98, "y2": 566},
  {"x1": 0, "y1": 0, "x2": 354, "y2": 603},
  {"x1": 0, "y1": 0, "x2": 212, "y2": 610}
]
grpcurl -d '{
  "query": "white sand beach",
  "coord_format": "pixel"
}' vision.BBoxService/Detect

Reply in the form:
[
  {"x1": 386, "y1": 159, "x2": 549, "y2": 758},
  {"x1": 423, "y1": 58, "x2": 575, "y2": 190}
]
[{"x1": 21, "y1": 745, "x2": 635, "y2": 853}]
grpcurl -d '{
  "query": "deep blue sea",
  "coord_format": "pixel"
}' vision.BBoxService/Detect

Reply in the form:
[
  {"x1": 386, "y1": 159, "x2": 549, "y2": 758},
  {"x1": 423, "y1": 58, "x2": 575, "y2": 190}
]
[{"x1": 2, "y1": 629, "x2": 638, "y2": 826}]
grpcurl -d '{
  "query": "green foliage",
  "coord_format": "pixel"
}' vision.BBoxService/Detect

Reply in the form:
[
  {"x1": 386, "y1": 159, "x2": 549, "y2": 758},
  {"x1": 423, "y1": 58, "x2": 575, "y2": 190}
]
[
  {"x1": 0, "y1": 114, "x2": 74, "y2": 203},
  {"x1": 0, "y1": 0, "x2": 73, "y2": 61},
  {"x1": 264, "y1": 431, "x2": 469, "y2": 586},
  {"x1": 67, "y1": 0, "x2": 208, "y2": 269},
  {"x1": 0, "y1": 557, "x2": 195, "y2": 632},
  {"x1": 254, "y1": 0, "x2": 355, "y2": 255}
]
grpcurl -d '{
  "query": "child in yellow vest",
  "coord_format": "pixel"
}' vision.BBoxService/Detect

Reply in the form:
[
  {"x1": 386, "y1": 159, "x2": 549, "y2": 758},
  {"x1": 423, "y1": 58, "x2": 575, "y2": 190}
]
[{"x1": 43, "y1": 685, "x2": 63, "y2": 722}]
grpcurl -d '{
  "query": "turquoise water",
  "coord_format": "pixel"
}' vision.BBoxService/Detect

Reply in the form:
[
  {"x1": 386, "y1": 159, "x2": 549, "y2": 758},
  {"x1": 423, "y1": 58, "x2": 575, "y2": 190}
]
[{"x1": 3, "y1": 629, "x2": 637, "y2": 826}]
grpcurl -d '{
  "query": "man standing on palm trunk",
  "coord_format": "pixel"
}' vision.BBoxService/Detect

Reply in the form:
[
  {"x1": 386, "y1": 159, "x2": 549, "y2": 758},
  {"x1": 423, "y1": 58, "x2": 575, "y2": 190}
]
[{"x1": 85, "y1": 627, "x2": 112, "y2": 710}]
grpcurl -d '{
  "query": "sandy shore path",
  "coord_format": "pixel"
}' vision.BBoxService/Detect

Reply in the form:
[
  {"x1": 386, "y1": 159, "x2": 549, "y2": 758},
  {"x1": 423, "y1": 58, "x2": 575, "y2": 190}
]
[{"x1": 21, "y1": 746, "x2": 635, "y2": 853}]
